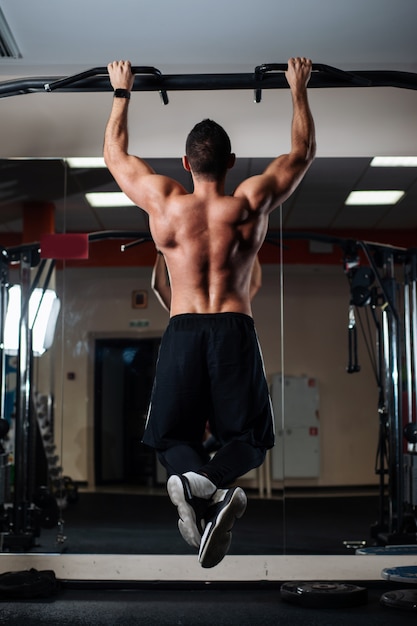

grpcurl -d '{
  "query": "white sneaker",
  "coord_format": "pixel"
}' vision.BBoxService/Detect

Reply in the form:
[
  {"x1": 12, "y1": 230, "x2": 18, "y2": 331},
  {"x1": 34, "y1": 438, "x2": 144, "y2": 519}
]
[
  {"x1": 167, "y1": 473, "x2": 216, "y2": 549},
  {"x1": 198, "y1": 487, "x2": 247, "y2": 568}
]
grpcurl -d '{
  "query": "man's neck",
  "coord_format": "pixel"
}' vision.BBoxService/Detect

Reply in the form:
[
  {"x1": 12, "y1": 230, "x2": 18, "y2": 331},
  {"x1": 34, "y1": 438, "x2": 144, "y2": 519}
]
[{"x1": 192, "y1": 176, "x2": 226, "y2": 197}]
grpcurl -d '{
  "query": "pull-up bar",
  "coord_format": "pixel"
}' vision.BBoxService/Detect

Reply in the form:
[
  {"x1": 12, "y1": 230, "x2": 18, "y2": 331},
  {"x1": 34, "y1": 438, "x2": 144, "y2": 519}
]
[{"x1": 0, "y1": 63, "x2": 416, "y2": 101}]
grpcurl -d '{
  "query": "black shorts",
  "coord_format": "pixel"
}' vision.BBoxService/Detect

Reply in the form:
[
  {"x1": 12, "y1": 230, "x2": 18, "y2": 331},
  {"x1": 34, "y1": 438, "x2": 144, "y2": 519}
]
[{"x1": 142, "y1": 312, "x2": 275, "y2": 451}]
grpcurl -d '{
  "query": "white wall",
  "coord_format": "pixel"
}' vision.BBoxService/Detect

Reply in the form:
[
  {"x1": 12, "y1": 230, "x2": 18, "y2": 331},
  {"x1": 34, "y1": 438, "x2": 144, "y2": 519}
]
[
  {"x1": 276, "y1": 266, "x2": 379, "y2": 487},
  {"x1": 37, "y1": 262, "x2": 379, "y2": 488}
]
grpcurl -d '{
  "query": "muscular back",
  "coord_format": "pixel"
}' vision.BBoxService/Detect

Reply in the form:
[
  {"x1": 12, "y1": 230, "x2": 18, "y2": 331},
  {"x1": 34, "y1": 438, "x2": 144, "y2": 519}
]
[
  {"x1": 149, "y1": 190, "x2": 268, "y2": 317},
  {"x1": 105, "y1": 59, "x2": 315, "y2": 317}
]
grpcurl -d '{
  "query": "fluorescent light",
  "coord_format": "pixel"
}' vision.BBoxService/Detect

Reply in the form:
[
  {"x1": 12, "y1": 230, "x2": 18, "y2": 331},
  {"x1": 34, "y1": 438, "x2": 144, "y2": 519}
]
[
  {"x1": 4, "y1": 286, "x2": 61, "y2": 356},
  {"x1": 66, "y1": 157, "x2": 106, "y2": 168},
  {"x1": 371, "y1": 156, "x2": 417, "y2": 167},
  {"x1": 85, "y1": 192, "x2": 136, "y2": 207},
  {"x1": 345, "y1": 190, "x2": 405, "y2": 206}
]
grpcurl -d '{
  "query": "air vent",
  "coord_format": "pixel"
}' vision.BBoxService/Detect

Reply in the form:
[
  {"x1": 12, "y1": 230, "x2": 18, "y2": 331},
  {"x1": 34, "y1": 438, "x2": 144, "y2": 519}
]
[{"x1": 0, "y1": 8, "x2": 21, "y2": 58}]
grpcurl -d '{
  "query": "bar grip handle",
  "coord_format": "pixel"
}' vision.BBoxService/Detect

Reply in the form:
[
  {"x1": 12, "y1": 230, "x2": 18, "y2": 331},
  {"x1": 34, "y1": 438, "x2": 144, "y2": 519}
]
[
  {"x1": 254, "y1": 62, "x2": 372, "y2": 102},
  {"x1": 45, "y1": 66, "x2": 169, "y2": 104}
]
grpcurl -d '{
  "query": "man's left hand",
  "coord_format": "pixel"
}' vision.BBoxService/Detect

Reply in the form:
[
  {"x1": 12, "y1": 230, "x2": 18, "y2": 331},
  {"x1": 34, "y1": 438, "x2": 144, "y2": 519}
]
[{"x1": 107, "y1": 60, "x2": 135, "y2": 92}]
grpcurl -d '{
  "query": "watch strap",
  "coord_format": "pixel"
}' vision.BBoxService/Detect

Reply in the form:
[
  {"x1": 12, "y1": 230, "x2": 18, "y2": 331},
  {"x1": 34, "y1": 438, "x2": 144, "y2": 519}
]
[{"x1": 113, "y1": 89, "x2": 131, "y2": 99}]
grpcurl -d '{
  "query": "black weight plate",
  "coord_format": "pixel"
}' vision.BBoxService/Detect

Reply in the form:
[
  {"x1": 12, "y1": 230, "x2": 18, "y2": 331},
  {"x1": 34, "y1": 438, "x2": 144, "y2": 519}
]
[
  {"x1": 381, "y1": 589, "x2": 417, "y2": 612},
  {"x1": 280, "y1": 582, "x2": 368, "y2": 608}
]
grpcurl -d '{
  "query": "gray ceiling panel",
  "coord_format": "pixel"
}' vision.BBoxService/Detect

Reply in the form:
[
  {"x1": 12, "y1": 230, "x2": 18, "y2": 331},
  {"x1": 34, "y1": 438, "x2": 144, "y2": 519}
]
[{"x1": 0, "y1": 1, "x2": 416, "y2": 238}]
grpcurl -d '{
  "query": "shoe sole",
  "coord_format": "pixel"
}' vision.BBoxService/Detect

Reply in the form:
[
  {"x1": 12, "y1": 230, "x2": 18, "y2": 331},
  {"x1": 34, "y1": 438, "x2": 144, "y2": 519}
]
[
  {"x1": 167, "y1": 475, "x2": 201, "y2": 549},
  {"x1": 198, "y1": 487, "x2": 247, "y2": 568}
]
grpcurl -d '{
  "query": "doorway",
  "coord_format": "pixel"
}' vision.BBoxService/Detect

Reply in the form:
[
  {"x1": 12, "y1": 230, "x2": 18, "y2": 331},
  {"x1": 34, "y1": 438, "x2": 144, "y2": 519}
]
[{"x1": 94, "y1": 337, "x2": 161, "y2": 486}]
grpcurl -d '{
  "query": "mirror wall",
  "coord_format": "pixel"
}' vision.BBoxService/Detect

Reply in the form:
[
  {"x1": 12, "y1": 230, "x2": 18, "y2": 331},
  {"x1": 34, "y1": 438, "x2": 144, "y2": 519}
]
[{"x1": 0, "y1": 156, "x2": 392, "y2": 558}]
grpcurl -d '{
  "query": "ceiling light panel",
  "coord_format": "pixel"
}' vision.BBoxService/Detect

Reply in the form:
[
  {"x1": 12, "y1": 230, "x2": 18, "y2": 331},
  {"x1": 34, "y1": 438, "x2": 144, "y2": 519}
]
[
  {"x1": 66, "y1": 157, "x2": 106, "y2": 168},
  {"x1": 371, "y1": 157, "x2": 417, "y2": 167},
  {"x1": 345, "y1": 190, "x2": 405, "y2": 205},
  {"x1": 85, "y1": 192, "x2": 136, "y2": 207}
]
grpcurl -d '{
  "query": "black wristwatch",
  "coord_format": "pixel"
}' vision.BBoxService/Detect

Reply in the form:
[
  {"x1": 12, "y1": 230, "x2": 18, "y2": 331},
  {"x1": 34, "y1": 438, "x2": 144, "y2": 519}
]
[{"x1": 113, "y1": 89, "x2": 131, "y2": 99}]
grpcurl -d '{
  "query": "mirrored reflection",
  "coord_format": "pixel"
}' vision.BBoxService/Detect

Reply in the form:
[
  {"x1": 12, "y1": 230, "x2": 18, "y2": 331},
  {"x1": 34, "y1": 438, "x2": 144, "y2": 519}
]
[
  {"x1": 279, "y1": 235, "x2": 414, "y2": 555},
  {"x1": 52, "y1": 232, "x2": 286, "y2": 556},
  {"x1": 0, "y1": 159, "x2": 66, "y2": 552},
  {"x1": 280, "y1": 258, "x2": 373, "y2": 554},
  {"x1": 2, "y1": 158, "x2": 403, "y2": 560},
  {"x1": 0, "y1": 158, "x2": 286, "y2": 556}
]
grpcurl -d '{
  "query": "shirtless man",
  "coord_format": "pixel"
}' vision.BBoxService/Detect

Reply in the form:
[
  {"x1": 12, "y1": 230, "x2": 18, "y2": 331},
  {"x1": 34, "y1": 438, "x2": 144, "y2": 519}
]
[{"x1": 104, "y1": 57, "x2": 316, "y2": 567}]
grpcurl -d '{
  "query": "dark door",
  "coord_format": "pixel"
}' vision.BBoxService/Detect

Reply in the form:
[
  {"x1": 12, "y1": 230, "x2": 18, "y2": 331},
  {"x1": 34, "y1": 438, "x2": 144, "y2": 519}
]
[{"x1": 94, "y1": 337, "x2": 160, "y2": 486}]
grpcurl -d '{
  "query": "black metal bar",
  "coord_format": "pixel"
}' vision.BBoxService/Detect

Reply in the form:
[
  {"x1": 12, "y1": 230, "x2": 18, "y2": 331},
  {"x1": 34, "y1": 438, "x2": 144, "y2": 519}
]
[
  {"x1": 44, "y1": 66, "x2": 169, "y2": 105},
  {"x1": 254, "y1": 63, "x2": 372, "y2": 102},
  {"x1": 359, "y1": 243, "x2": 404, "y2": 537},
  {"x1": 0, "y1": 66, "x2": 416, "y2": 99},
  {"x1": 44, "y1": 65, "x2": 158, "y2": 91},
  {"x1": 87, "y1": 230, "x2": 152, "y2": 243}
]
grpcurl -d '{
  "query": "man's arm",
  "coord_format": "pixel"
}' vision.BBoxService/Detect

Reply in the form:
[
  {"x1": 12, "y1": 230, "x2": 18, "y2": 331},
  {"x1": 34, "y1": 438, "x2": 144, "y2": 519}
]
[
  {"x1": 151, "y1": 252, "x2": 171, "y2": 312},
  {"x1": 103, "y1": 60, "x2": 185, "y2": 214},
  {"x1": 235, "y1": 57, "x2": 316, "y2": 214}
]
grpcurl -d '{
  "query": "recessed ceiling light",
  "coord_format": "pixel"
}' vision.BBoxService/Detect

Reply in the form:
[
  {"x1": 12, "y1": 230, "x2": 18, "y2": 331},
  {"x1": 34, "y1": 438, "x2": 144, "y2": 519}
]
[
  {"x1": 371, "y1": 156, "x2": 417, "y2": 167},
  {"x1": 345, "y1": 190, "x2": 405, "y2": 205},
  {"x1": 66, "y1": 157, "x2": 106, "y2": 168},
  {"x1": 85, "y1": 192, "x2": 136, "y2": 207}
]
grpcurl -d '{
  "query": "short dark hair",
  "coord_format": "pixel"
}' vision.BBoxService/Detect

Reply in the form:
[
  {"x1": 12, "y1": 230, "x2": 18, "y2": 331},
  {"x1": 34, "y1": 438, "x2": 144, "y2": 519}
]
[{"x1": 185, "y1": 119, "x2": 232, "y2": 181}]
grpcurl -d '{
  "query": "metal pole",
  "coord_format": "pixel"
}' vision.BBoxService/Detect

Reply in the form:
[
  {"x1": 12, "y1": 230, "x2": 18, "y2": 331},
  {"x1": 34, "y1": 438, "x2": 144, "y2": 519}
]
[
  {"x1": 411, "y1": 254, "x2": 417, "y2": 450},
  {"x1": 13, "y1": 251, "x2": 32, "y2": 535},
  {"x1": 0, "y1": 251, "x2": 9, "y2": 422},
  {"x1": 404, "y1": 267, "x2": 413, "y2": 430},
  {"x1": 381, "y1": 252, "x2": 403, "y2": 535}
]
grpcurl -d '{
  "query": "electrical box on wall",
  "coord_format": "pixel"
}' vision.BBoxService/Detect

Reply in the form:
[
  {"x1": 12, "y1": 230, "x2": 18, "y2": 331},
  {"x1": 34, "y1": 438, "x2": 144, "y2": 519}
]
[{"x1": 270, "y1": 374, "x2": 320, "y2": 479}]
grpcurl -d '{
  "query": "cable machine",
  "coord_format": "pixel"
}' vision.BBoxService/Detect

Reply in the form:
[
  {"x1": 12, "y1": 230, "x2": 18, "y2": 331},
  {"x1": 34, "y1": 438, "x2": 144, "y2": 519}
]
[
  {"x1": 339, "y1": 237, "x2": 417, "y2": 544},
  {"x1": 281, "y1": 231, "x2": 417, "y2": 544}
]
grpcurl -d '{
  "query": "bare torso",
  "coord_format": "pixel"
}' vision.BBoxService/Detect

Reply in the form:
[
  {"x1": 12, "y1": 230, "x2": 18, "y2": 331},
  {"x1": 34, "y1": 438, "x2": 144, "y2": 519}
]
[
  {"x1": 149, "y1": 189, "x2": 269, "y2": 317},
  {"x1": 105, "y1": 58, "x2": 315, "y2": 318}
]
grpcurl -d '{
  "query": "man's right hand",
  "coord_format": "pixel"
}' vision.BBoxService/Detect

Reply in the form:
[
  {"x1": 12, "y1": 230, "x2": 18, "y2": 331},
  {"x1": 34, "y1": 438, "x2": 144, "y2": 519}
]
[
  {"x1": 107, "y1": 60, "x2": 135, "y2": 92},
  {"x1": 285, "y1": 57, "x2": 312, "y2": 91}
]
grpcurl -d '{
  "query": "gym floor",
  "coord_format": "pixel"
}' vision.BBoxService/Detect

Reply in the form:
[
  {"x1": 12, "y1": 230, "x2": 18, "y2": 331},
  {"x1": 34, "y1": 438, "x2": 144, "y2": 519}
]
[
  {"x1": 0, "y1": 581, "x2": 416, "y2": 625},
  {"x1": 1, "y1": 488, "x2": 416, "y2": 623}
]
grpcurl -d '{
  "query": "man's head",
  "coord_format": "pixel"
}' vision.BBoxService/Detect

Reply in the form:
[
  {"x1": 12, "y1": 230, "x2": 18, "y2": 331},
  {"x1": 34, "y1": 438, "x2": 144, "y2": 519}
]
[{"x1": 184, "y1": 119, "x2": 235, "y2": 181}]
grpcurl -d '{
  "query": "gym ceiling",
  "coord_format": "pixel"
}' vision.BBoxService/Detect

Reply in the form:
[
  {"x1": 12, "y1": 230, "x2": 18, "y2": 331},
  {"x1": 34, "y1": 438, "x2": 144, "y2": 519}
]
[{"x1": 0, "y1": 0, "x2": 416, "y2": 237}]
